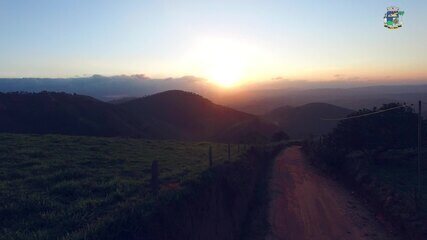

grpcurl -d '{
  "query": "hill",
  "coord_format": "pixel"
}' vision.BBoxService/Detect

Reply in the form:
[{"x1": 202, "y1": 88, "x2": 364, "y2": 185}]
[
  {"x1": 0, "y1": 92, "x2": 145, "y2": 137},
  {"x1": 264, "y1": 103, "x2": 353, "y2": 138},
  {"x1": 120, "y1": 90, "x2": 280, "y2": 141},
  {"x1": 0, "y1": 91, "x2": 280, "y2": 142}
]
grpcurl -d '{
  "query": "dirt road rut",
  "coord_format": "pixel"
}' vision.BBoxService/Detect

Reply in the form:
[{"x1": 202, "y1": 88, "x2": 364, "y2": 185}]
[{"x1": 266, "y1": 146, "x2": 398, "y2": 240}]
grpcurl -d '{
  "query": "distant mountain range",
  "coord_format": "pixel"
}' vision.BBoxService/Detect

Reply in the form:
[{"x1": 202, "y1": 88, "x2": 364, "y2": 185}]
[
  {"x1": 2, "y1": 76, "x2": 427, "y2": 114},
  {"x1": 264, "y1": 103, "x2": 353, "y2": 138},
  {"x1": 0, "y1": 90, "x2": 279, "y2": 142},
  {"x1": 224, "y1": 85, "x2": 427, "y2": 114},
  {"x1": 4, "y1": 89, "x2": 411, "y2": 140}
]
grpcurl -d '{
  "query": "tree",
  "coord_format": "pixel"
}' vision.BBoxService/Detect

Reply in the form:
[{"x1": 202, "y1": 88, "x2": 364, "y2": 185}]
[{"x1": 327, "y1": 103, "x2": 417, "y2": 152}]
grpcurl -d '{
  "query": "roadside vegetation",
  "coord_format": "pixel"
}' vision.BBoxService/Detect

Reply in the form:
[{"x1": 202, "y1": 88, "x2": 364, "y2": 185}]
[{"x1": 303, "y1": 103, "x2": 427, "y2": 238}]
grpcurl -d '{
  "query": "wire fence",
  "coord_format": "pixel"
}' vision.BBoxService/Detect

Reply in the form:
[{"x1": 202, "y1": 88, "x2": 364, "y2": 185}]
[{"x1": 314, "y1": 102, "x2": 427, "y2": 212}]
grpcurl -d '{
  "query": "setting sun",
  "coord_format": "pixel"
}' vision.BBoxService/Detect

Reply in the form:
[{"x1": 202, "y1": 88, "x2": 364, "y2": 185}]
[
  {"x1": 206, "y1": 55, "x2": 246, "y2": 88},
  {"x1": 189, "y1": 37, "x2": 256, "y2": 88},
  {"x1": 207, "y1": 66, "x2": 242, "y2": 87}
]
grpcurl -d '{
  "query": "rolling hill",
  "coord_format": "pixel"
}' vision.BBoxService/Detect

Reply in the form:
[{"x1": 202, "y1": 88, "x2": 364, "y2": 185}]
[
  {"x1": 0, "y1": 91, "x2": 280, "y2": 142},
  {"x1": 264, "y1": 103, "x2": 353, "y2": 138},
  {"x1": 0, "y1": 92, "x2": 145, "y2": 137},
  {"x1": 119, "y1": 90, "x2": 280, "y2": 141}
]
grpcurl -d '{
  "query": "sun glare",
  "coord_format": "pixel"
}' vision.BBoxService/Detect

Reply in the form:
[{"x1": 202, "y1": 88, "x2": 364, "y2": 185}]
[
  {"x1": 208, "y1": 66, "x2": 242, "y2": 88},
  {"x1": 206, "y1": 56, "x2": 245, "y2": 88},
  {"x1": 190, "y1": 37, "x2": 254, "y2": 88}
]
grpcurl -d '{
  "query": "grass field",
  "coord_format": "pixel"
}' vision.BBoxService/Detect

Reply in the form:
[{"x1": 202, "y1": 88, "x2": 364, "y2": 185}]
[
  {"x1": 0, "y1": 134, "x2": 244, "y2": 240},
  {"x1": 368, "y1": 149, "x2": 427, "y2": 213}
]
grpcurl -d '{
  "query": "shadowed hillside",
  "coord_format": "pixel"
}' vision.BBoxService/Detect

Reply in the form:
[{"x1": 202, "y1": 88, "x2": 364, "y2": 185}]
[
  {"x1": 264, "y1": 103, "x2": 353, "y2": 138},
  {"x1": 120, "y1": 90, "x2": 280, "y2": 141},
  {"x1": 0, "y1": 90, "x2": 280, "y2": 142},
  {"x1": 0, "y1": 92, "x2": 145, "y2": 137}
]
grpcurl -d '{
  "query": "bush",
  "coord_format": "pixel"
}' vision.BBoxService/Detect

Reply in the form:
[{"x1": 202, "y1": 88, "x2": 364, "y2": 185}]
[{"x1": 270, "y1": 131, "x2": 290, "y2": 142}]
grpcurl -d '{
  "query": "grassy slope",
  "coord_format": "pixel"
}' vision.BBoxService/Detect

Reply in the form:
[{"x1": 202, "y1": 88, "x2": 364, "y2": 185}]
[
  {"x1": 0, "y1": 134, "x2": 243, "y2": 240},
  {"x1": 368, "y1": 149, "x2": 427, "y2": 210}
]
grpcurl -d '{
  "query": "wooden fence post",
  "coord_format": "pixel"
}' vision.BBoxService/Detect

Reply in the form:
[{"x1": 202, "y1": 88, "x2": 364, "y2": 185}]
[
  {"x1": 151, "y1": 160, "x2": 159, "y2": 196},
  {"x1": 263, "y1": 144, "x2": 267, "y2": 160},
  {"x1": 417, "y1": 101, "x2": 422, "y2": 204},
  {"x1": 228, "y1": 143, "x2": 231, "y2": 161},
  {"x1": 209, "y1": 145, "x2": 212, "y2": 167}
]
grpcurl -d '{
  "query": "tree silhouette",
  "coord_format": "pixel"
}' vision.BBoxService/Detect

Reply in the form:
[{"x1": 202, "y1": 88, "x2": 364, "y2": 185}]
[{"x1": 325, "y1": 103, "x2": 418, "y2": 152}]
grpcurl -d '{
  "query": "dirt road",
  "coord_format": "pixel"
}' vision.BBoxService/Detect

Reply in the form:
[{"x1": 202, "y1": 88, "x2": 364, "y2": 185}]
[{"x1": 266, "y1": 146, "x2": 398, "y2": 240}]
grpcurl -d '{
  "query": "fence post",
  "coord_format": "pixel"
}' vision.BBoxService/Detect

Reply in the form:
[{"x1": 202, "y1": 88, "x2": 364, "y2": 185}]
[
  {"x1": 151, "y1": 160, "x2": 159, "y2": 196},
  {"x1": 209, "y1": 145, "x2": 212, "y2": 167},
  {"x1": 228, "y1": 143, "x2": 231, "y2": 161},
  {"x1": 417, "y1": 100, "x2": 422, "y2": 204},
  {"x1": 264, "y1": 144, "x2": 267, "y2": 160}
]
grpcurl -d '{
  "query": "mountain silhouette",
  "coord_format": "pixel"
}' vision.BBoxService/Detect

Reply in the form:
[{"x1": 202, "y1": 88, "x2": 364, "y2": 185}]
[
  {"x1": 0, "y1": 92, "x2": 144, "y2": 137},
  {"x1": 120, "y1": 90, "x2": 280, "y2": 141},
  {"x1": 0, "y1": 90, "x2": 280, "y2": 142}
]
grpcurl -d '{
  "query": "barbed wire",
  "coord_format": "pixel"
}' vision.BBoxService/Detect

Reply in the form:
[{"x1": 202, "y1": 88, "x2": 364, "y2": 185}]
[{"x1": 320, "y1": 105, "x2": 407, "y2": 121}]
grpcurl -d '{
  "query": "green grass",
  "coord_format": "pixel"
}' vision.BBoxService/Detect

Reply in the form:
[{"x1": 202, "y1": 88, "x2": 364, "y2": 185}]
[
  {"x1": 368, "y1": 149, "x2": 427, "y2": 213},
  {"x1": 0, "y1": 134, "x2": 244, "y2": 240},
  {"x1": 339, "y1": 148, "x2": 427, "y2": 216}
]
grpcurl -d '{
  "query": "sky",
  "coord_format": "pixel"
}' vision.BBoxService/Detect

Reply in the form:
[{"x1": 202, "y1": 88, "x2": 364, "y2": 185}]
[{"x1": 1, "y1": 0, "x2": 427, "y2": 87}]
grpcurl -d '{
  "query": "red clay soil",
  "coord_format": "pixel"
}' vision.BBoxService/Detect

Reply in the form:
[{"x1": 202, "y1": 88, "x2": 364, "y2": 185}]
[{"x1": 266, "y1": 146, "x2": 399, "y2": 240}]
